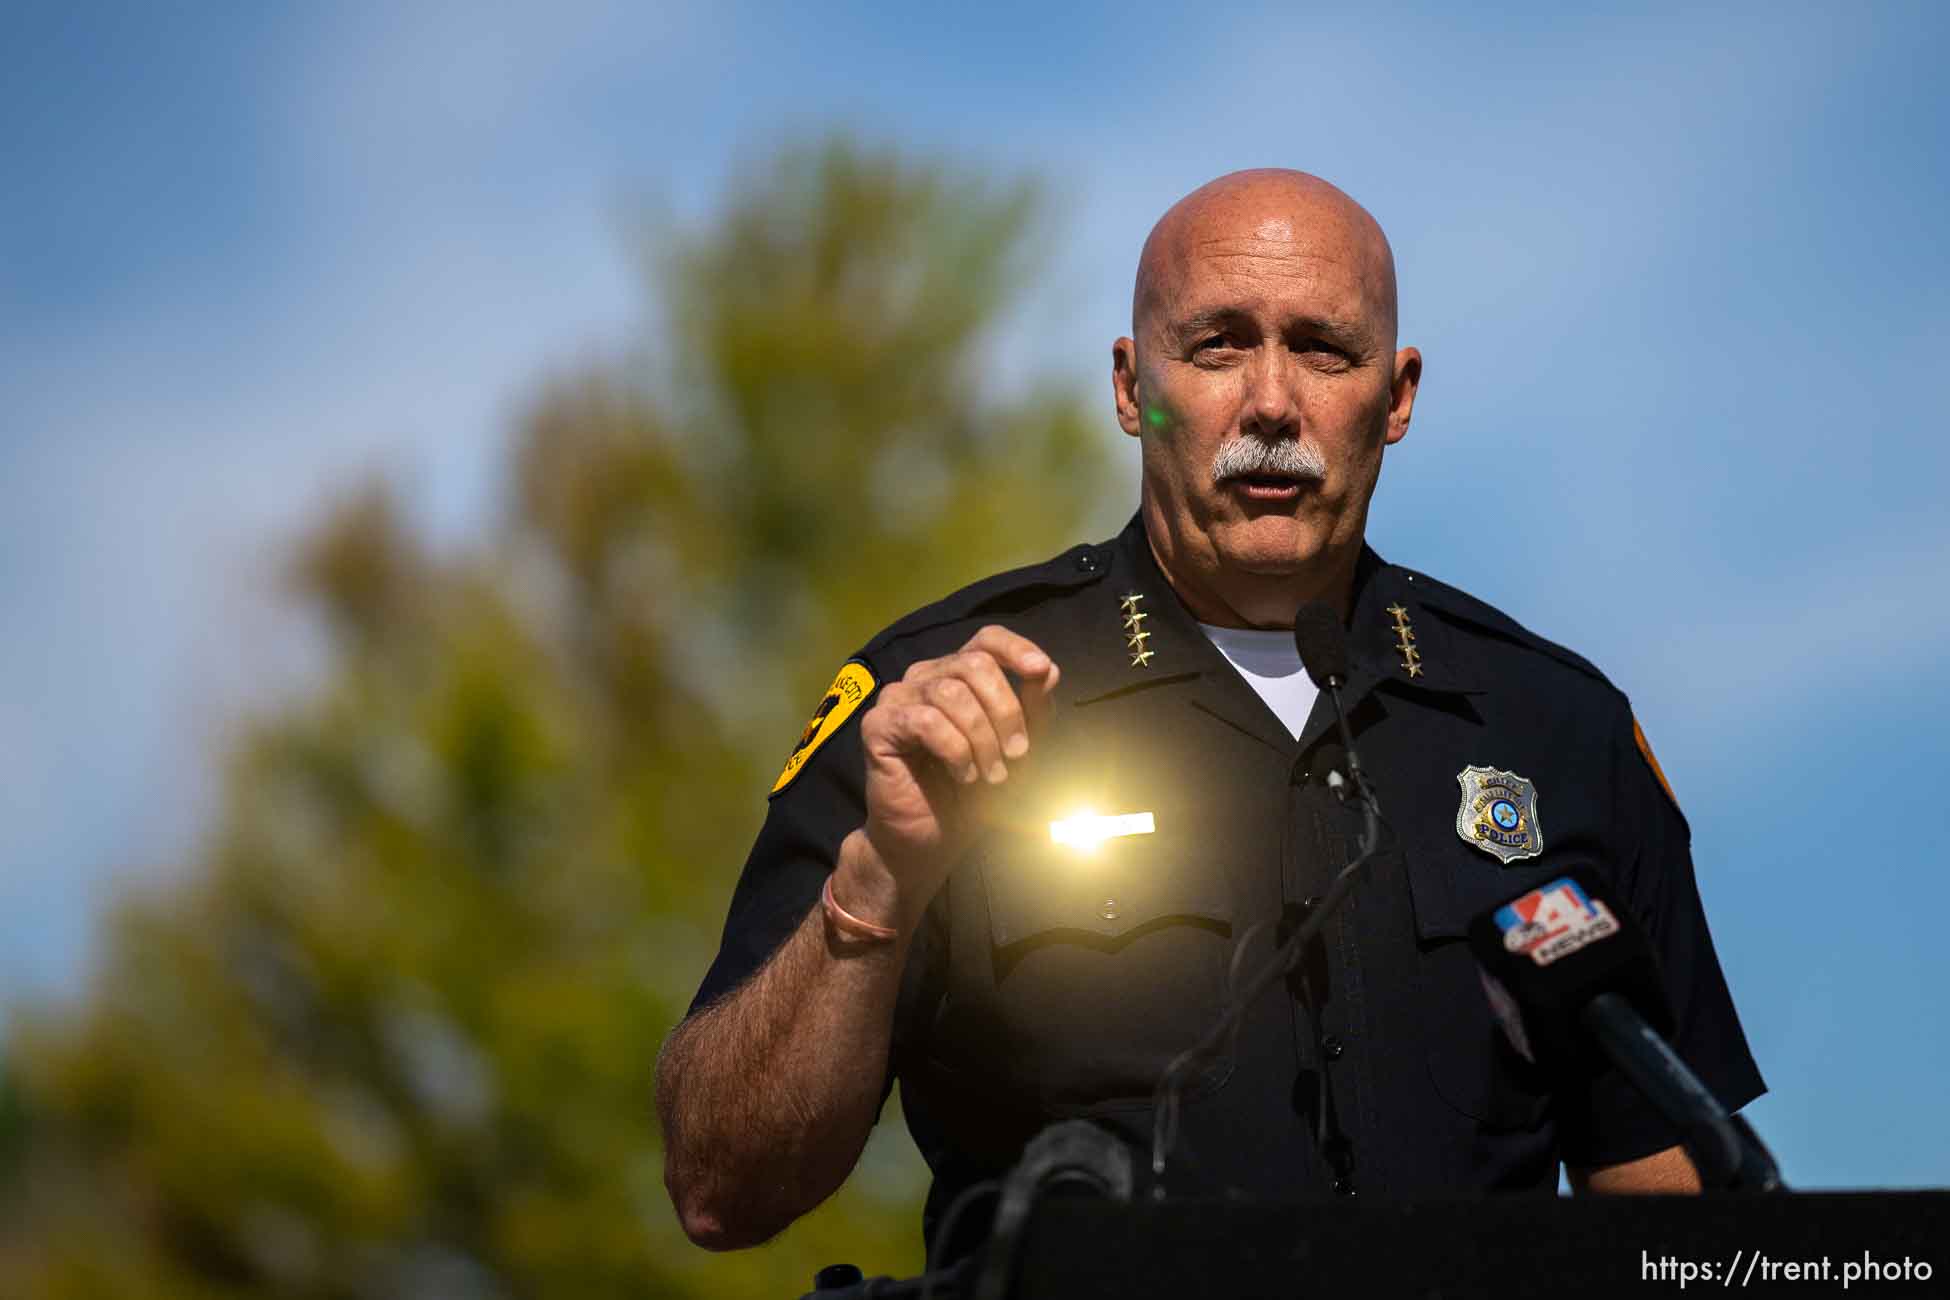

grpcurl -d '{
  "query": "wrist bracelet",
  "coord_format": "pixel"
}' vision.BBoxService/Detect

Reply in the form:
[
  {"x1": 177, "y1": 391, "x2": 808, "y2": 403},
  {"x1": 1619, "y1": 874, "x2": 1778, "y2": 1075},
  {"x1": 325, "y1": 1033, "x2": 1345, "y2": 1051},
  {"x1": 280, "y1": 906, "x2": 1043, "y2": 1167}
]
[{"x1": 822, "y1": 873, "x2": 898, "y2": 943}]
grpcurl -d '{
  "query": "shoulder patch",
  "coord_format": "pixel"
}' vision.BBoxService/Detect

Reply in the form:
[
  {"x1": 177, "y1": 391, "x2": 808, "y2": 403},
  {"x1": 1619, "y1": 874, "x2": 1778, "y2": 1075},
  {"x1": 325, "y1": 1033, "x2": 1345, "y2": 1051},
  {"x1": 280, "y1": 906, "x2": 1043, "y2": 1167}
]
[
  {"x1": 1632, "y1": 715, "x2": 1682, "y2": 815},
  {"x1": 771, "y1": 661, "x2": 877, "y2": 797}
]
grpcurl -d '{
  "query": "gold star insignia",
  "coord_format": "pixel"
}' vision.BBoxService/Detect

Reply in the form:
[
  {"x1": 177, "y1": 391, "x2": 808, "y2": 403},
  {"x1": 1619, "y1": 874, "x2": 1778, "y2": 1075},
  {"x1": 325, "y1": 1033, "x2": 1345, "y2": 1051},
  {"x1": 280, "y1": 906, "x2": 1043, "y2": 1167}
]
[
  {"x1": 1387, "y1": 603, "x2": 1424, "y2": 677},
  {"x1": 1119, "y1": 592, "x2": 1153, "y2": 668}
]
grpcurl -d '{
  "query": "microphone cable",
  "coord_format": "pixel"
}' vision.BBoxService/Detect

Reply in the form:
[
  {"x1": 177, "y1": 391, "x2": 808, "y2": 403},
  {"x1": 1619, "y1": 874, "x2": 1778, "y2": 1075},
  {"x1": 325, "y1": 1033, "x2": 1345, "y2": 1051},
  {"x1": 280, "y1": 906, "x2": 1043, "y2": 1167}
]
[{"x1": 1150, "y1": 602, "x2": 1383, "y2": 1187}]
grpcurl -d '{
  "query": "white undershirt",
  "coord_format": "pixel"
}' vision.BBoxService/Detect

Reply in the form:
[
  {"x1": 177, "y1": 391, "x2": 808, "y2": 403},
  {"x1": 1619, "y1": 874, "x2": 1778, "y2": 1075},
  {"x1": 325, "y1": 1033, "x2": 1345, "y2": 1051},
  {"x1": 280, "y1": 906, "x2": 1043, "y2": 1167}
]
[{"x1": 1197, "y1": 623, "x2": 1320, "y2": 741}]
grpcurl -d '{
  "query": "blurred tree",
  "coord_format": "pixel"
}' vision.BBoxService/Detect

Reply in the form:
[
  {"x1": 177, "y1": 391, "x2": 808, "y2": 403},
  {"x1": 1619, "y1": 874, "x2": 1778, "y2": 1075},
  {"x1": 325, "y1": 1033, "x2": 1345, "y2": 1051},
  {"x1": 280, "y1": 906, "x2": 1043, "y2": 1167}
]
[{"x1": 0, "y1": 139, "x2": 1111, "y2": 1298}]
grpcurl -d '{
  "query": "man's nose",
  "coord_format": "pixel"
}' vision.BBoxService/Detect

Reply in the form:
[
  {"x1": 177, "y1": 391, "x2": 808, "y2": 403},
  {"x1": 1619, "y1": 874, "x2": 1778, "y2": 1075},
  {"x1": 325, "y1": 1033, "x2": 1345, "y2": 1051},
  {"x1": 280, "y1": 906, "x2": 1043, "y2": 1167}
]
[{"x1": 1241, "y1": 347, "x2": 1300, "y2": 439}]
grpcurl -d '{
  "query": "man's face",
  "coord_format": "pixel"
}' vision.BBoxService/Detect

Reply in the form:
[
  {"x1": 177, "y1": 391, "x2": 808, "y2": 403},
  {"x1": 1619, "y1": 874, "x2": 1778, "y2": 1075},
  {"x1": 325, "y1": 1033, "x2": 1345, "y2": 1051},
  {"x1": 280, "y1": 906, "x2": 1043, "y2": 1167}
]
[{"x1": 1113, "y1": 188, "x2": 1419, "y2": 623}]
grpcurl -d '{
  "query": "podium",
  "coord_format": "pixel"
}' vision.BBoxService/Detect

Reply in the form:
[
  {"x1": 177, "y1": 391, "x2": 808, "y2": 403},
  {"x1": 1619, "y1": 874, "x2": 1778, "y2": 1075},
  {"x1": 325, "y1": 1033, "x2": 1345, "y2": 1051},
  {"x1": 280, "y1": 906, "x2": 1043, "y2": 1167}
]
[
  {"x1": 1008, "y1": 1193, "x2": 1946, "y2": 1297},
  {"x1": 808, "y1": 1192, "x2": 1947, "y2": 1298}
]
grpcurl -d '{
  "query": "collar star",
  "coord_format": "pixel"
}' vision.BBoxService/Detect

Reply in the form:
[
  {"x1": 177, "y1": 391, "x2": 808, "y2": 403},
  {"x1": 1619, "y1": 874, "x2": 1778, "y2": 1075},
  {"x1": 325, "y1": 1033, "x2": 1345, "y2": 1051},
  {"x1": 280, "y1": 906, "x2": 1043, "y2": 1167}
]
[
  {"x1": 1386, "y1": 602, "x2": 1424, "y2": 678},
  {"x1": 1120, "y1": 592, "x2": 1153, "y2": 668}
]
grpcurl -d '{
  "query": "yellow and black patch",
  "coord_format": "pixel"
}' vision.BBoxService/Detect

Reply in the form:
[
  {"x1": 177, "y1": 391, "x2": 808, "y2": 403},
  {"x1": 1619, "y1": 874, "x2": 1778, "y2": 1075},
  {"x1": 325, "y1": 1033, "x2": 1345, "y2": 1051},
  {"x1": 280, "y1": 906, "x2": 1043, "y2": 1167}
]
[
  {"x1": 1632, "y1": 716, "x2": 1682, "y2": 814},
  {"x1": 771, "y1": 661, "x2": 877, "y2": 796}
]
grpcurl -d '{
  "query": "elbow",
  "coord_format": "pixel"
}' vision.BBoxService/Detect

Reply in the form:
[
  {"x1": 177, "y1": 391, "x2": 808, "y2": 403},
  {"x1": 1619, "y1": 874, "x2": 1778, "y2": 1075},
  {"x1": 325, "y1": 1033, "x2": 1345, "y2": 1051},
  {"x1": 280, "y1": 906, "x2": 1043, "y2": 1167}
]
[
  {"x1": 666, "y1": 1169, "x2": 787, "y2": 1252},
  {"x1": 655, "y1": 1023, "x2": 812, "y2": 1250},
  {"x1": 673, "y1": 1194, "x2": 783, "y2": 1252},
  {"x1": 675, "y1": 1199, "x2": 742, "y2": 1252}
]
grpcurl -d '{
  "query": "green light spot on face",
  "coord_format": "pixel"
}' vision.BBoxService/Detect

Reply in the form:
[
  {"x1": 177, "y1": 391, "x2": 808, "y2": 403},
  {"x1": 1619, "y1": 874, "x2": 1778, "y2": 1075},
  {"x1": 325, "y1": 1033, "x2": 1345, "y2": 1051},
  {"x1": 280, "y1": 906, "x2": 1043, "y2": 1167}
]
[{"x1": 1144, "y1": 404, "x2": 1169, "y2": 431}]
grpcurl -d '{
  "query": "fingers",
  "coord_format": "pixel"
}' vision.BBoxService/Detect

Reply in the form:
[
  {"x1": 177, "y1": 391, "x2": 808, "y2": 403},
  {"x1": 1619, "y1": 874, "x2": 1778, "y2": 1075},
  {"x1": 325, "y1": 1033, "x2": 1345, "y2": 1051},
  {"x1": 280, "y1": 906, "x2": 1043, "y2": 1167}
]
[
  {"x1": 964, "y1": 623, "x2": 1061, "y2": 747},
  {"x1": 881, "y1": 672, "x2": 1006, "y2": 785},
  {"x1": 906, "y1": 627, "x2": 1058, "y2": 757},
  {"x1": 906, "y1": 653, "x2": 1022, "y2": 766},
  {"x1": 881, "y1": 625, "x2": 1060, "y2": 784},
  {"x1": 865, "y1": 689, "x2": 981, "y2": 785},
  {"x1": 923, "y1": 674, "x2": 1008, "y2": 783},
  {"x1": 960, "y1": 624, "x2": 1055, "y2": 684},
  {"x1": 1018, "y1": 652, "x2": 1061, "y2": 740}
]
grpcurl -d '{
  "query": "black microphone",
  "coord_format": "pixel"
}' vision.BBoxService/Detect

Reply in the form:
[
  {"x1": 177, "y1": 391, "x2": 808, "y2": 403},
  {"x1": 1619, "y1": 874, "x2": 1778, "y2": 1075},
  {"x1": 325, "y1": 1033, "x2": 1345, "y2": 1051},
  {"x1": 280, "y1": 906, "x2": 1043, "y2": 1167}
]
[
  {"x1": 1293, "y1": 602, "x2": 1377, "y2": 817},
  {"x1": 970, "y1": 1120, "x2": 1134, "y2": 1300},
  {"x1": 1310, "y1": 741, "x2": 1349, "y2": 801},
  {"x1": 1293, "y1": 602, "x2": 1350, "y2": 687},
  {"x1": 1149, "y1": 604, "x2": 1385, "y2": 1187},
  {"x1": 1468, "y1": 869, "x2": 1782, "y2": 1192}
]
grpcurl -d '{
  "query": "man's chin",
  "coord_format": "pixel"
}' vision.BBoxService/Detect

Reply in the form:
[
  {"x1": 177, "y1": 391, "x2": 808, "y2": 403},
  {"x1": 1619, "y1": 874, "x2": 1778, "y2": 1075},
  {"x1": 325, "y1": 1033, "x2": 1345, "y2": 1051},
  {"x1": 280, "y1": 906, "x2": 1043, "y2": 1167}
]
[{"x1": 1209, "y1": 514, "x2": 1328, "y2": 575}]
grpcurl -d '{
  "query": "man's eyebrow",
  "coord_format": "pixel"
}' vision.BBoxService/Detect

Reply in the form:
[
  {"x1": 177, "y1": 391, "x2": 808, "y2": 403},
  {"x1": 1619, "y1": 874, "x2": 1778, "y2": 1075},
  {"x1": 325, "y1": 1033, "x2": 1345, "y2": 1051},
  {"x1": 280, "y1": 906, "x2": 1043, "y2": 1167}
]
[
  {"x1": 1166, "y1": 307, "x2": 1247, "y2": 340},
  {"x1": 1166, "y1": 307, "x2": 1374, "y2": 347},
  {"x1": 1302, "y1": 315, "x2": 1375, "y2": 348}
]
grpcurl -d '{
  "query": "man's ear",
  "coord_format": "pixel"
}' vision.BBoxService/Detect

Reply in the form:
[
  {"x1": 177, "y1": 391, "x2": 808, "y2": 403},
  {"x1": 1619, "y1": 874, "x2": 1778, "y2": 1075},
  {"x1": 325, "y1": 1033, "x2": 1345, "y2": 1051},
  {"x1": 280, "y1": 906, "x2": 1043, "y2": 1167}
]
[
  {"x1": 1385, "y1": 346, "x2": 1422, "y2": 446},
  {"x1": 1112, "y1": 337, "x2": 1143, "y2": 438}
]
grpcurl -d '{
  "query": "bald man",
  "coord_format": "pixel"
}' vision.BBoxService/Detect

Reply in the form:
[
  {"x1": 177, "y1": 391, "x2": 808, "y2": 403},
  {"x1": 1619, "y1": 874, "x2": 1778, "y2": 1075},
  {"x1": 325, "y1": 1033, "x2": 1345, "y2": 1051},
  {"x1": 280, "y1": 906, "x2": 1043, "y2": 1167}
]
[{"x1": 657, "y1": 171, "x2": 1765, "y2": 1257}]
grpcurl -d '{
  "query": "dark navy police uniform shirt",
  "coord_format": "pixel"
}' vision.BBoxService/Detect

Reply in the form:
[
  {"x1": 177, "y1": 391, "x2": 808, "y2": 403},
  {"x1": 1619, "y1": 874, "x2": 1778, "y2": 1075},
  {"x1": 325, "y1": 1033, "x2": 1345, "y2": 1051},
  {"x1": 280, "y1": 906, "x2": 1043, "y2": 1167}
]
[{"x1": 687, "y1": 514, "x2": 1765, "y2": 1245}]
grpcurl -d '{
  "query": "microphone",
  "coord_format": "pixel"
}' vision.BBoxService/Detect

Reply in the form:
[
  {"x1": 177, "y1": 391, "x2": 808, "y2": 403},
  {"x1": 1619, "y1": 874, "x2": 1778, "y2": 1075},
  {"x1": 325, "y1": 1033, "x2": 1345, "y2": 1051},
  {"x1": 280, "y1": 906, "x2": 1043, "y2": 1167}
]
[
  {"x1": 1468, "y1": 869, "x2": 1782, "y2": 1192},
  {"x1": 971, "y1": 1120, "x2": 1134, "y2": 1300},
  {"x1": 1293, "y1": 603, "x2": 1377, "y2": 817},
  {"x1": 1293, "y1": 602, "x2": 1350, "y2": 687},
  {"x1": 1149, "y1": 603, "x2": 1385, "y2": 1187},
  {"x1": 1310, "y1": 741, "x2": 1349, "y2": 801}
]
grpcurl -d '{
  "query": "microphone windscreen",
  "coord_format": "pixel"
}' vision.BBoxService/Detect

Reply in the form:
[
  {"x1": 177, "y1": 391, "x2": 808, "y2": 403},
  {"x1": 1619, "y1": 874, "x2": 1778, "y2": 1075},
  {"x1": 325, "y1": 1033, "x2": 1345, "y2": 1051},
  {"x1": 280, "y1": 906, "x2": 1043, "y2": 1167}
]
[
  {"x1": 1467, "y1": 867, "x2": 1674, "y2": 1062},
  {"x1": 1293, "y1": 602, "x2": 1350, "y2": 688}
]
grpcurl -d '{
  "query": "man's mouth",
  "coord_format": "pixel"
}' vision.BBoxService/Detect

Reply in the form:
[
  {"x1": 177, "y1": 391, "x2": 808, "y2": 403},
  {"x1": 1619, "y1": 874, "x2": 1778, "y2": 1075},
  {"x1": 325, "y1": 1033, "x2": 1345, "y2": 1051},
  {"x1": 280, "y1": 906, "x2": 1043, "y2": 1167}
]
[{"x1": 1225, "y1": 472, "x2": 1310, "y2": 500}]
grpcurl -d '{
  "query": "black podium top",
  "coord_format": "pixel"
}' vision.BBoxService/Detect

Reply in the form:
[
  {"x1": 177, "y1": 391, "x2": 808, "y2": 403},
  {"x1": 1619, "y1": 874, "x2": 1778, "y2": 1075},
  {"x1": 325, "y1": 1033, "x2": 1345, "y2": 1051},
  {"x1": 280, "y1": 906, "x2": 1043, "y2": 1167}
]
[{"x1": 1001, "y1": 1193, "x2": 1947, "y2": 1298}]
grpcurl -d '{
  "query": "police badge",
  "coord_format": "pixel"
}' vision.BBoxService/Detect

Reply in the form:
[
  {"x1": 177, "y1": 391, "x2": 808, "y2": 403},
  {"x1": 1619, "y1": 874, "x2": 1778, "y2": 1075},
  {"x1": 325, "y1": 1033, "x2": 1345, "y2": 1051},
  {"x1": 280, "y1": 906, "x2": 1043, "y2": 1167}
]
[{"x1": 1455, "y1": 765, "x2": 1543, "y2": 864}]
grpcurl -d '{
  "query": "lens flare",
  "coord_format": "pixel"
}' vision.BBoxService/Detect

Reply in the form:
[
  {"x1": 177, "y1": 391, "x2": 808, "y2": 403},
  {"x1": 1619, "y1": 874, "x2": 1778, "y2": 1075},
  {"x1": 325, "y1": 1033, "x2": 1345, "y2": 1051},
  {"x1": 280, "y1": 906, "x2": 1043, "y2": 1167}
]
[{"x1": 1048, "y1": 810, "x2": 1156, "y2": 853}]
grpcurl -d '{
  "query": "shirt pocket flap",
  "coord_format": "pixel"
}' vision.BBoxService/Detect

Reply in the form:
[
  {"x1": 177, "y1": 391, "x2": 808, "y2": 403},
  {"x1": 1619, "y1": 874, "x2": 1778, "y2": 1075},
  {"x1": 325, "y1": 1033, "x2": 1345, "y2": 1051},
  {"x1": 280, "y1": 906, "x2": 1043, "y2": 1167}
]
[
  {"x1": 1401, "y1": 826, "x2": 1571, "y2": 943},
  {"x1": 981, "y1": 831, "x2": 1233, "y2": 948}
]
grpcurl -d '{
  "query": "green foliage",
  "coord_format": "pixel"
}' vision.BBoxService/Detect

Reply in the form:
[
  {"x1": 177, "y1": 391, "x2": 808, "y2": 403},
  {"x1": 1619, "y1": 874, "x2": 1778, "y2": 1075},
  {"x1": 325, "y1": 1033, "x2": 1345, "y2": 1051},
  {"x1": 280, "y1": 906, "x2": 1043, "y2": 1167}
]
[{"x1": 0, "y1": 139, "x2": 1112, "y2": 1298}]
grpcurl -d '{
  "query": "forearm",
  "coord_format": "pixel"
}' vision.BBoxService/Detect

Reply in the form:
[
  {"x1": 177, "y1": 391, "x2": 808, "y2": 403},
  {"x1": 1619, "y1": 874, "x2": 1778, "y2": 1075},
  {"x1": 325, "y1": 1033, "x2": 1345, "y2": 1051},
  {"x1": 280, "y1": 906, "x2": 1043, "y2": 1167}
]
[
  {"x1": 1568, "y1": 1143, "x2": 1702, "y2": 1194},
  {"x1": 657, "y1": 833, "x2": 915, "y2": 1249}
]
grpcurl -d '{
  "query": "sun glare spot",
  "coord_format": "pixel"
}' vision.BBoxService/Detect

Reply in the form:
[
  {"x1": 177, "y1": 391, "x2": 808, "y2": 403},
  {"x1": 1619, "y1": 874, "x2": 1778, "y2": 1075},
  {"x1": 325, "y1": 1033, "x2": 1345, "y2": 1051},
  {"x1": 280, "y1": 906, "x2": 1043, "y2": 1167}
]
[{"x1": 1049, "y1": 810, "x2": 1155, "y2": 854}]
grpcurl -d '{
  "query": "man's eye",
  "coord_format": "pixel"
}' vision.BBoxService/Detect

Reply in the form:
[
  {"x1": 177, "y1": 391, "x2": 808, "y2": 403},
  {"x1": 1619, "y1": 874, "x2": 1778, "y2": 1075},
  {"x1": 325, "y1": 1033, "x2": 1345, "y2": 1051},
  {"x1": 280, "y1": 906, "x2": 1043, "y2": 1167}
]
[
  {"x1": 1296, "y1": 340, "x2": 1355, "y2": 369},
  {"x1": 1195, "y1": 335, "x2": 1237, "y2": 352}
]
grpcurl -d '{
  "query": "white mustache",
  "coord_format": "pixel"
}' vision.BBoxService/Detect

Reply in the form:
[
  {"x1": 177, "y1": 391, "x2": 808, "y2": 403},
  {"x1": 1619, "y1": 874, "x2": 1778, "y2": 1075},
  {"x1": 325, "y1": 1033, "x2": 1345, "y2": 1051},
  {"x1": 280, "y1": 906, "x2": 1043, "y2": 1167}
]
[{"x1": 1211, "y1": 436, "x2": 1328, "y2": 486}]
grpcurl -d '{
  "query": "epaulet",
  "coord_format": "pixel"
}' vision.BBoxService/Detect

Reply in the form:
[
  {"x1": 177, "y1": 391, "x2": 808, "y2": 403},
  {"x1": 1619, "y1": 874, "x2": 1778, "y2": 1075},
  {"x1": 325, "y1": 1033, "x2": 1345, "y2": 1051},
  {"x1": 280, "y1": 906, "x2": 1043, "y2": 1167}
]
[
  {"x1": 1398, "y1": 567, "x2": 1617, "y2": 693},
  {"x1": 859, "y1": 541, "x2": 1111, "y2": 657},
  {"x1": 1401, "y1": 565, "x2": 1688, "y2": 830}
]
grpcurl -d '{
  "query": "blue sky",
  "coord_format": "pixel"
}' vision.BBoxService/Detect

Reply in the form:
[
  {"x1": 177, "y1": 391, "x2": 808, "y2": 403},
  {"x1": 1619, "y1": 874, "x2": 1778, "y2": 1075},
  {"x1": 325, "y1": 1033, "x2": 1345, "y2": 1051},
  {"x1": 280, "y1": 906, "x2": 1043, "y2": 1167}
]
[{"x1": 3, "y1": 0, "x2": 1946, "y2": 1191}]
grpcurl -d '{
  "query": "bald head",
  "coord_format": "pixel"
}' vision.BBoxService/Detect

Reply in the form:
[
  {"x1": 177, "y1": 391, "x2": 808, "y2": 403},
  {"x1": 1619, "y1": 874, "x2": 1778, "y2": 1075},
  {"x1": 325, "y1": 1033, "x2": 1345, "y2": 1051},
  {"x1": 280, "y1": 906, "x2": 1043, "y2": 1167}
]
[
  {"x1": 1109, "y1": 168, "x2": 1423, "y2": 629},
  {"x1": 1132, "y1": 169, "x2": 1399, "y2": 350}
]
